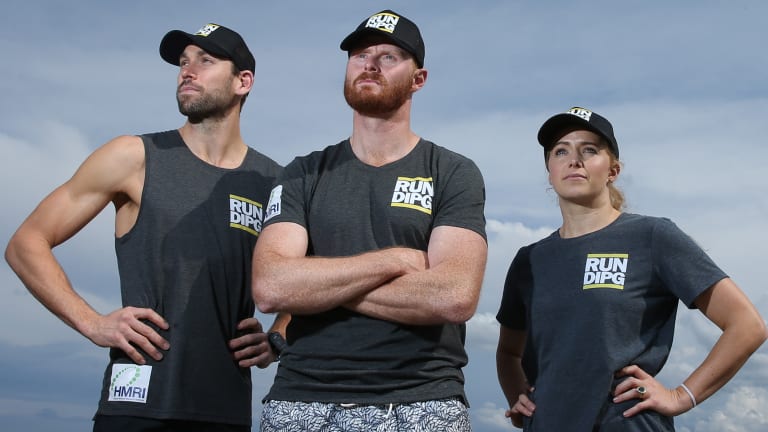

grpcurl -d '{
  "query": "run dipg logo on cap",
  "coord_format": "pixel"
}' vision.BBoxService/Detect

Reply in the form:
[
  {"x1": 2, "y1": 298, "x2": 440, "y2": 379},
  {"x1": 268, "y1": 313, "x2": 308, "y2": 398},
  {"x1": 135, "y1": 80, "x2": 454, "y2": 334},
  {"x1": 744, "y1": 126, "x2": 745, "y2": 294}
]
[
  {"x1": 340, "y1": 9, "x2": 425, "y2": 67},
  {"x1": 159, "y1": 22, "x2": 256, "y2": 73},
  {"x1": 194, "y1": 23, "x2": 221, "y2": 37},
  {"x1": 565, "y1": 107, "x2": 594, "y2": 121},
  {"x1": 537, "y1": 106, "x2": 620, "y2": 158},
  {"x1": 364, "y1": 11, "x2": 400, "y2": 33}
]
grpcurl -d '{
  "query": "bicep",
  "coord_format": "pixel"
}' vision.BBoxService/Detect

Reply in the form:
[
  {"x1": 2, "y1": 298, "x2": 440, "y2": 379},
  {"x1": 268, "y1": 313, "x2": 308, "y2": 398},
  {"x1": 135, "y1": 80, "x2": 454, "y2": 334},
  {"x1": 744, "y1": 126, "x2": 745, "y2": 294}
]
[
  {"x1": 18, "y1": 184, "x2": 106, "y2": 248},
  {"x1": 427, "y1": 225, "x2": 487, "y2": 278},
  {"x1": 498, "y1": 326, "x2": 527, "y2": 357},
  {"x1": 28, "y1": 136, "x2": 143, "y2": 246},
  {"x1": 255, "y1": 222, "x2": 309, "y2": 260},
  {"x1": 695, "y1": 277, "x2": 763, "y2": 331}
]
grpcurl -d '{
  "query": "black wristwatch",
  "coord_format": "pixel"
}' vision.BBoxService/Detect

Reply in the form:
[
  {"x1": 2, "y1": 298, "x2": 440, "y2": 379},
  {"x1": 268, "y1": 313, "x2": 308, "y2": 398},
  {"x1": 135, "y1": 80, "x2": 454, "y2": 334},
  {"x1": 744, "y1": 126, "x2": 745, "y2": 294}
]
[{"x1": 267, "y1": 331, "x2": 287, "y2": 359}]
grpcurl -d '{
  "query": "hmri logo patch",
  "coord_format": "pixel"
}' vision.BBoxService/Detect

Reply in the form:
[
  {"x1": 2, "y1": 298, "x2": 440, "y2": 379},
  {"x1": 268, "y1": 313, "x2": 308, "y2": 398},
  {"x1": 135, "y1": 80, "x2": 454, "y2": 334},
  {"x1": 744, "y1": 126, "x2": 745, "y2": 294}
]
[
  {"x1": 583, "y1": 253, "x2": 628, "y2": 290},
  {"x1": 264, "y1": 185, "x2": 282, "y2": 222},
  {"x1": 391, "y1": 176, "x2": 433, "y2": 215},
  {"x1": 108, "y1": 364, "x2": 152, "y2": 403},
  {"x1": 365, "y1": 12, "x2": 400, "y2": 33},
  {"x1": 230, "y1": 194, "x2": 263, "y2": 236}
]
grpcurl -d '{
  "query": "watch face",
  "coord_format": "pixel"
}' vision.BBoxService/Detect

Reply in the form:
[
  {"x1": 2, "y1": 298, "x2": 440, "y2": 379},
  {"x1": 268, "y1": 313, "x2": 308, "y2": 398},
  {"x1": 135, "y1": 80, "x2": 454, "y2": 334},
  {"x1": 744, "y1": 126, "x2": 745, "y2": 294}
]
[{"x1": 268, "y1": 332, "x2": 287, "y2": 355}]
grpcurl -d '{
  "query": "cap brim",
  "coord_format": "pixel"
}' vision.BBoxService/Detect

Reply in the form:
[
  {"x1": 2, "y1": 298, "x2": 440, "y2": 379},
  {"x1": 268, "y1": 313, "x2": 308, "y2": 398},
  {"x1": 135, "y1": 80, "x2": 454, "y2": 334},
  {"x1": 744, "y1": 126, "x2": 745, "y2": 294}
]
[
  {"x1": 159, "y1": 30, "x2": 229, "y2": 66},
  {"x1": 537, "y1": 114, "x2": 600, "y2": 148},
  {"x1": 341, "y1": 29, "x2": 390, "y2": 50},
  {"x1": 340, "y1": 29, "x2": 421, "y2": 67}
]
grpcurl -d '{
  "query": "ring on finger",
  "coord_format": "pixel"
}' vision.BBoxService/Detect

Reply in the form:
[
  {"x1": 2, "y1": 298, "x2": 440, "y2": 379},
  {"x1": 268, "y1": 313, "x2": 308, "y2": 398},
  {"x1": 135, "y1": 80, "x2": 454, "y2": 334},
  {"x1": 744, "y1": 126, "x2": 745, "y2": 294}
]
[{"x1": 636, "y1": 386, "x2": 647, "y2": 397}]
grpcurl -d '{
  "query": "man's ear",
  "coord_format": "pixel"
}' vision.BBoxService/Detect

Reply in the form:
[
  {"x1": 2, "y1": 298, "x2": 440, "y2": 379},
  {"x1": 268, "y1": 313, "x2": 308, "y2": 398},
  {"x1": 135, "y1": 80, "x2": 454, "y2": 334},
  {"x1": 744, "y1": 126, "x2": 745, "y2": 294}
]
[
  {"x1": 412, "y1": 68, "x2": 428, "y2": 91},
  {"x1": 237, "y1": 70, "x2": 255, "y2": 95}
]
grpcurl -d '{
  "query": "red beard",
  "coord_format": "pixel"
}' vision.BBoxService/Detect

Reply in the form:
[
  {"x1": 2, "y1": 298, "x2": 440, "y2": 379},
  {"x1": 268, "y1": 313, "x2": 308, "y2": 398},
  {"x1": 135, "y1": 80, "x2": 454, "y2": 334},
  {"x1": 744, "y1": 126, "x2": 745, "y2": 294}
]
[{"x1": 343, "y1": 71, "x2": 412, "y2": 117}]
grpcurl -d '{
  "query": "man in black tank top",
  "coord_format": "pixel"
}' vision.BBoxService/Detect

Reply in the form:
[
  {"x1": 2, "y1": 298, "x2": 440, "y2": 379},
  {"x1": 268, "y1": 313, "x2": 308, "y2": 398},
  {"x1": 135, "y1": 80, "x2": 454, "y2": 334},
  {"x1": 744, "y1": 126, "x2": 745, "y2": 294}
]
[{"x1": 6, "y1": 23, "x2": 284, "y2": 431}]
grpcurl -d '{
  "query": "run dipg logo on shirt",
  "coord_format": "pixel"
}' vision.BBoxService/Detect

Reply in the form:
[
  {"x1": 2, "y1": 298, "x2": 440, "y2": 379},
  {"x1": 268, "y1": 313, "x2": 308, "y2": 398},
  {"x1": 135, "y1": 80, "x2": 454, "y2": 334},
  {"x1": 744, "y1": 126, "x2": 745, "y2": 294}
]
[
  {"x1": 583, "y1": 253, "x2": 628, "y2": 290},
  {"x1": 391, "y1": 176, "x2": 433, "y2": 215},
  {"x1": 229, "y1": 194, "x2": 264, "y2": 236}
]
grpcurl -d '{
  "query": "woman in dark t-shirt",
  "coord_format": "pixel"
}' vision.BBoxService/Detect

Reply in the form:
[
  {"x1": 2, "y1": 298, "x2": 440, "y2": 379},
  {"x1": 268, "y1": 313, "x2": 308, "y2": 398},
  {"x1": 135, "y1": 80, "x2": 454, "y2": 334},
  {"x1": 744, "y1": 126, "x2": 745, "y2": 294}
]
[{"x1": 495, "y1": 107, "x2": 766, "y2": 431}]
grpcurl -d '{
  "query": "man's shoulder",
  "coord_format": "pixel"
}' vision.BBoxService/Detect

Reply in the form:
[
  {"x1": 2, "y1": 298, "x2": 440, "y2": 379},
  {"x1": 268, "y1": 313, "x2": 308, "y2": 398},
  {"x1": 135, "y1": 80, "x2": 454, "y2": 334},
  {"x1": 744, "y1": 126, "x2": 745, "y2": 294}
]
[
  {"x1": 104, "y1": 130, "x2": 179, "y2": 155},
  {"x1": 98, "y1": 134, "x2": 146, "y2": 163},
  {"x1": 245, "y1": 147, "x2": 284, "y2": 176},
  {"x1": 305, "y1": 140, "x2": 348, "y2": 158},
  {"x1": 419, "y1": 139, "x2": 478, "y2": 167},
  {"x1": 134, "y1": 129, "x2": 184, "y2": 150},
  {"x1": 285, "y1": 140, "x2": 349, "y2": 170}
]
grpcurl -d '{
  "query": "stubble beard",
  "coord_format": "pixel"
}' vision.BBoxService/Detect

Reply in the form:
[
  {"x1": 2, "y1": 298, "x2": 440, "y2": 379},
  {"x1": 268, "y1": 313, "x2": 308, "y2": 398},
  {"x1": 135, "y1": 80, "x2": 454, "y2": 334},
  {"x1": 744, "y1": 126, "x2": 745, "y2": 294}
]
[
  {"x1": 177, "y1": 80, "x2": 238, "y2": 124},
  {"x1": 344, "y1": 72, "x2": 412, "y2": 117}
]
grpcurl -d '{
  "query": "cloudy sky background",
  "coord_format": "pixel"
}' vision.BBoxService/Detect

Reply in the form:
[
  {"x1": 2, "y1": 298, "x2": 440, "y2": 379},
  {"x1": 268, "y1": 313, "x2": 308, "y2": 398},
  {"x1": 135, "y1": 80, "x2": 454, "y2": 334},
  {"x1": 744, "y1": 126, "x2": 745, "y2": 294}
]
[{"x1": 2, "y1": 1, "x2": 767, "y2": 431}]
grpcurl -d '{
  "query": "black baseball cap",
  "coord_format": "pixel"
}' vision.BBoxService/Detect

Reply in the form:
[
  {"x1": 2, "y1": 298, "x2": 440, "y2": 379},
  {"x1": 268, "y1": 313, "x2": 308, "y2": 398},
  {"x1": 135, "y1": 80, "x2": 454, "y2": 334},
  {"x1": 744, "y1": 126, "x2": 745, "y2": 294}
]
[
  {"x1": 537, "y1": 107, "x2": 620, "y2": 158},
  {"x1": 159, "y1": 23, "x2": 255, "y2": 73},
  {"x1": 340, "y1": 10, "x2": 425, "y2": 67}
]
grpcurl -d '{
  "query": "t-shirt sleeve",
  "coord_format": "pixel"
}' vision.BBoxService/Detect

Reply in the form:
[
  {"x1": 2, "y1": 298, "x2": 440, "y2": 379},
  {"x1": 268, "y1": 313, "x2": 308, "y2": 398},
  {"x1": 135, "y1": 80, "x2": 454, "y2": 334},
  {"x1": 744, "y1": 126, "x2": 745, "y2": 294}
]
[
  {"x1": 652, "y1": 218, "x2": 728, "y2": 308},
  {"x1": 432, "y1": 156, "x2": 486, "y2": 240},
  {"x1": 496, "y1": 246, "x2": 532, "y2": 329},
  {"x1": 264, "y1": 157, "x2": 310, "y2": 228}
]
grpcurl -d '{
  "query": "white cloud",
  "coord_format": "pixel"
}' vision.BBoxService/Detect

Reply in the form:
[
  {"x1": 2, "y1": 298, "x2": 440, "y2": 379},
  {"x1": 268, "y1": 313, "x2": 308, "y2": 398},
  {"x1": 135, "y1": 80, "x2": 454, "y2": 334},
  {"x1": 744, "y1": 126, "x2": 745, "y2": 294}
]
[
  {"x1": 0, "y1": 126, "x2": 87, "y2": 217},
  {"x1": 477, "y1": 219, "x2": 556, "y2": 314},
  {"x1": 467, "y1": 312, "x2": 500, "y2": 352},
  {"x1": 688, "y1": 386, "x2": 768, "y2": 432},
  {"x1": 472, "y1": 401, "x2": 513, "y2": 431}
]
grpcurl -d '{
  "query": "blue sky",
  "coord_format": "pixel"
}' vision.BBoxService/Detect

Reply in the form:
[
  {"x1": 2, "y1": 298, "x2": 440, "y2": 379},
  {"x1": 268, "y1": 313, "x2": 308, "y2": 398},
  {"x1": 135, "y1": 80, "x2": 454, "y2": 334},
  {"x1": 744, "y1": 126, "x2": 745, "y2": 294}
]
[{"x1": 2, "y1": 1, "x2": 767, "y2": 431}]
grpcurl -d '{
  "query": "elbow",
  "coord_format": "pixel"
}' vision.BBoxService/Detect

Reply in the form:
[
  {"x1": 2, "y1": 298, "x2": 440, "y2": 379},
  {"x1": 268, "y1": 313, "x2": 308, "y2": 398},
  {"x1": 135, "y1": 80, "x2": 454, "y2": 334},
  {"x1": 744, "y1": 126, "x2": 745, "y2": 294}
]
[
  {"x1": 749, "y1": 323, "x2": 768, "y2": 355},
  {"x1": 443, "y1": 295, "x2": 479, "y2": 325},
  {"x1": 4, "y1": 244, "x2": 13, "y2": 269},
  {"x1": 5, "y1": 234, "x2": 22, "y2": 271},
  {"x1": 742, "y1": 314, "x2": 768, "y2": 353},
  {"x1": 451, "y1": 281, "x2": 482, "y2": 324},
  {"x1": 440, "y1": 270, "x2": 484, "y2": 324},
  {"x1": 758, "y1": 319, "x2": 768, "y2": 348},
  {"x1": 252, "y1": 266, "x2": 290, "y2": 314},
  {"x1": 256, "y1": 303, "x2": 278, "y2": 314},
  {"x1": 252, "y1": 279, "x2": 281, "y2": 314},
  {"x1": 253, "y1": 297, "x2": 275, "y2": 314},
  {"x1": 253, "y1": 295, "x2": 278, "y2": 314},
  {"x1": 454, "y1": 305, "x2": 479, "y2": 325},
  {"x1": 750, "y1": 311, "x2": 768, "y2": 348},
  {"x1": 251, "y1": 258, "x2": 283, "y2": 313}
]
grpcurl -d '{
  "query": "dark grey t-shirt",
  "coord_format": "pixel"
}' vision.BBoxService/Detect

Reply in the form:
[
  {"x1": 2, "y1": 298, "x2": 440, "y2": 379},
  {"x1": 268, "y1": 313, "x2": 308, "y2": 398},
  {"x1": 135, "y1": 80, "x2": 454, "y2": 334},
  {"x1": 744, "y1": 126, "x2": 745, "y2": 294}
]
[
  {"x1": 497, "y1": 213, "x2": 727, "y2": 431},
  {"x1": 263, "y1": 138, "x2": 486, "y2": 404}
]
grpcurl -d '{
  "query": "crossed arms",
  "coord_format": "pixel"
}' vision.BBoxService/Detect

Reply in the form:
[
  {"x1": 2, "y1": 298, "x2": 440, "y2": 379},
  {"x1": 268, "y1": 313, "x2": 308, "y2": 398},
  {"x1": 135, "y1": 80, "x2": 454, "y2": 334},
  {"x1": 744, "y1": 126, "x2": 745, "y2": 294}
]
[{"x1": 252, "y1": 221, "x2": 488, "y2": 326}]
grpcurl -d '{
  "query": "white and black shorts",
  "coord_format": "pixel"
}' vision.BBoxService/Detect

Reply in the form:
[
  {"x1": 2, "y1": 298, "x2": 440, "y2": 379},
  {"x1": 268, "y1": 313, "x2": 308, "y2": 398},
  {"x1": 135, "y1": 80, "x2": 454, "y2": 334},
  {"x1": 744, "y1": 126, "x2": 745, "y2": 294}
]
[{"x1": 260, "y1": 397, "x2": 471, "y2": 432}]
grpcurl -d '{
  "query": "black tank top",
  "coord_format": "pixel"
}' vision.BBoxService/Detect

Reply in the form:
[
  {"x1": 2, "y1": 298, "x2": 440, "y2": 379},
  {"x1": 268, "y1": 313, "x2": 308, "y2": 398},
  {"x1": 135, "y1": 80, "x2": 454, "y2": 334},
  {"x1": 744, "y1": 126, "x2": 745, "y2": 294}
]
[{"x1": 96, "y1": 130, "x2": 281, "y2": 425}]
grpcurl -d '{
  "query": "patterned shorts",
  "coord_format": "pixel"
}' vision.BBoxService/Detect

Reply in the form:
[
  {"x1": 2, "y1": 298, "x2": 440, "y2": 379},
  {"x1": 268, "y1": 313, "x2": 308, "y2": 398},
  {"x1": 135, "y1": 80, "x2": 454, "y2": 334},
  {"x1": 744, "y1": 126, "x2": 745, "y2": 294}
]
[{"x1": 260, "y1": 398, "x2": 472, "y2": 432}]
